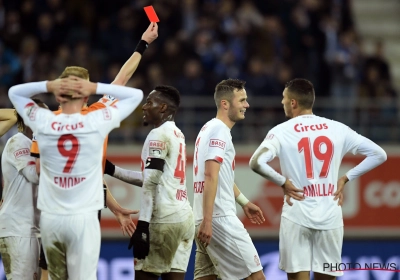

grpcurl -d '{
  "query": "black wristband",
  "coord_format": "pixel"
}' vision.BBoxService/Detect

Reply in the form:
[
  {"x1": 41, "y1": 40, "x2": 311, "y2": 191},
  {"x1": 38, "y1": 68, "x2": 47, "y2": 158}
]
[
  {"x1": 134, "y1": 40, "x2": 148, "y2": 55},
  {"x1": 136, "y1": 220, "x2": 150, "y2": 230},
  {"x1": 104, "y1": 159, "x2": 115, "y2": 175}
]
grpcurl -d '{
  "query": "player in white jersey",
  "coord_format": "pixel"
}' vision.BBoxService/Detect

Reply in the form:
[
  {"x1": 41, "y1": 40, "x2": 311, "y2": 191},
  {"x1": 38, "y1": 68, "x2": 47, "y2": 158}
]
[
  {"x1": 249, "y1": 78, "x2": 387, "y2": 280},
  {"x1": 8, "y1": 76, "x2": 143, "y2": 279},
  {"x1": 193, "y1": 79, "x2": 266, "y2": 280},
  {"x1": 128, "y1": 85, "x2": 194, "y2": 280},
  {"x1": 0, "y1": 99, "x2": 47, "y2": 280}
]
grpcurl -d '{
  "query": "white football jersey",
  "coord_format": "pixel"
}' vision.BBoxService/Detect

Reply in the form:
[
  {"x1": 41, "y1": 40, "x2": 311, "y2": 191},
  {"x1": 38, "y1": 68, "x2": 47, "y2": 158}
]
[
  {"x1": 141, "y1": 121, "x2": 192, "y2": 223},
  {"x1": 22, "y1": 102, "x2": 121, "y2": 215},
  {"x1": 193, "y1": 118, "x2": 236, "y2": 225},
  {"x1": 0, "y1": 133, "x2": 40, "y2": 237},
  {"x1": 260, "y1": 115, "x2": 363, "y2": 229}
]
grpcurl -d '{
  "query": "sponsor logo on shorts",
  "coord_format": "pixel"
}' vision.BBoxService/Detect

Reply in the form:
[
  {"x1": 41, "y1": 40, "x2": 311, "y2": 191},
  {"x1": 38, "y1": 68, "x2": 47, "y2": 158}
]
[
  {"x1": 149, "y1": 140, "x2": 165, "y2": 150},
  {"x1": 209, "y1": 139, "x2": 226, "y2": 149},
  {"x1": 14, "y1": 148, "x2": 30, "y2": 159}
]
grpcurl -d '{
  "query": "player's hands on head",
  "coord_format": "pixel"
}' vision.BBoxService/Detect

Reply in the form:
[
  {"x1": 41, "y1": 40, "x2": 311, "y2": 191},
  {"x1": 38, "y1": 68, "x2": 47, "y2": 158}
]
[
  {"x1": 128, "y1": 220, "x2": 150, "y2": 259},
  {"x1": 62, "y1": 76, "x2": 97, "y2": 98},
  {"x1": 114, "y1": 208, "x2": 139, "y2": 236},
  {"x1": 282, "y1": 179, "x2": 304, "y2": 206},
  {"x1": 242, "y1": 202, "x2": 265, "y2": 225},
  {"x1": 47, "y1": 79, "x2": 71, "y2": 103},
  {"x1": 141, "y1": 22, "x2": 158, "y2": 44},
  {"x1": 334, "y1": 175, "x2": 348, "y2": 206},
  {"x1": 197, "y1": 219, "x2": 212, "y2": 247}
]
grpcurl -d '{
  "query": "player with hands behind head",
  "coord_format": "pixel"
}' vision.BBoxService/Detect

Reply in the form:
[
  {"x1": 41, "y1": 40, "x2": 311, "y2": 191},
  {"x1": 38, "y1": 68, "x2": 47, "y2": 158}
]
[{"x1": 8, "y1": 76, "x2": 143, "y2": 280}]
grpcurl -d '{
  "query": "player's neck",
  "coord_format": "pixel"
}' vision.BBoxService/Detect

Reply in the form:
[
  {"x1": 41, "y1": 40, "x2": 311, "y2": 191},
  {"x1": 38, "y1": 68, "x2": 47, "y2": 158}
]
[
  {"x1": 216, "y1": 112, "x2": 235, "y2": 129},
  {"x1": 23, "y1": 128, "x2": 33, "y2": 139},
  {"x1": 155, "y1": 114, "x2": 174, "y2": 128},
  {"x1": 60, "y1": 101, "x2": 85, "y2": 114},
  {"x1": 292, "y1": 109, "x2": 313, "y2": 118}
]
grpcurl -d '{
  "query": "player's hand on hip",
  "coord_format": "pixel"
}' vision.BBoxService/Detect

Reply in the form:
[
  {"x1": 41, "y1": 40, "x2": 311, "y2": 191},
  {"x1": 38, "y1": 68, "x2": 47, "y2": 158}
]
[
  {"x1": 115, "y1": 208, "x2": 139, "y2": 236},
  {"x1": 334, "y1": 175, "x2": 348, "y2": 206},
  {"x1": 142, "y1": 22, "x2": 158, "y2": 44},
  {"x1": 243, "y1": 202, "x2": 265, "y2": 225},
  {"x1": 282, "y1": 179, "x2": 304, "y2": 206},
  {"x1": 197, "y1": 219, "x2": 212, "y2": 247},
  {"x1": 128, "y1": 220, "x2": 150, "y2": 259}
]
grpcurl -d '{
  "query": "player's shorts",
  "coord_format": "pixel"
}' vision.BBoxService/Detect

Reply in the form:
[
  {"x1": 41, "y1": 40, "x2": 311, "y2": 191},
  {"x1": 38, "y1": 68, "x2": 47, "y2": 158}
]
[
  {"x1": 0, "y1": 236, "x2": 41, "y2": 279},
  {"x1": 279, "y1": 216, "x2": 344, "y2": 277},
  {"x1": 135, "y1": 212, "x2": 195, "y2": 275},
  {"x1": 40, "y1": 211, "x2": 101, "y2": 280},
  {"x1": 194, "y1": 215, "x2": 263, "y2": 280}
]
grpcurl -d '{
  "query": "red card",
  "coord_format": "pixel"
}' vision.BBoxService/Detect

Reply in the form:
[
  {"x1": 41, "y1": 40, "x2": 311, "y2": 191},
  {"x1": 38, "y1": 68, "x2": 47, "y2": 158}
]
[{"x1": 144, "y1": 6, "x2": 160, "y2": 22}]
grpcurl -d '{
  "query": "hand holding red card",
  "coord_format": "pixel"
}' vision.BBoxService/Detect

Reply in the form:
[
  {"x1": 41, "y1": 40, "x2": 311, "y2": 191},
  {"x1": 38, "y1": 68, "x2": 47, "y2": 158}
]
[{"x1": 144, "y1": 6, "x2": 160, "y2": 22}]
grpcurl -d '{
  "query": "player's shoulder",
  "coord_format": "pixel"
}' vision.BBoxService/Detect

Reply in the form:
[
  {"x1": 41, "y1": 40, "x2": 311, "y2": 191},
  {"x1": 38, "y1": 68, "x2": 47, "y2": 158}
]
[
  {"x1": 201, "y1": 118, "x2": 229, "y2": 135},
  {"x1": 5, "y1": 133, "x2": 31, "y2": 154}
]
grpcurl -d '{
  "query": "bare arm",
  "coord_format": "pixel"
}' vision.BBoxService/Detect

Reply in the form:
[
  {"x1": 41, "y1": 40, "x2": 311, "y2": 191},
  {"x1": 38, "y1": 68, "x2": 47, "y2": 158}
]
[
  {"x1": 112, "y1": 23, "x2": 158, "y2": 86},
  {"x1": 104, "y1": 180, "x2": 138, "y2": 236},
  {"x1": 35, "y1": 158, "x2": 40, "y2": 176},
  {"x1": 0, "y1": 109, "x2": 17, "y2": 137}
]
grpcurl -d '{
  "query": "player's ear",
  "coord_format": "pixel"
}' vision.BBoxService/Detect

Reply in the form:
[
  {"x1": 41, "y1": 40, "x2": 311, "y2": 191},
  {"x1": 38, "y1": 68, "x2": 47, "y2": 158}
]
[
  {"x1": 221, "y1": 100, "x2": 229, "y2": 110},
  {"x1": 160, "y1": 103, "x2": 168, "y2": 113}
]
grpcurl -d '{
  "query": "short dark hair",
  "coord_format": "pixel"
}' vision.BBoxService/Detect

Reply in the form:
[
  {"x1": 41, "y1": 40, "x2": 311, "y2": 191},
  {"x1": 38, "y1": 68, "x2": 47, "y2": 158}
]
[
  {"x1": 214, "y1": 79, "x2": 246, "y2": 108},
  {"x1": 16, "y1": 98, "x2": 46, "y2": 132},
  {"x1": 155, "y1": 85, "x2": 181, "y2": 109},
  {"x1": 285, "y1": 78, "x2": 315, "y2": 109}
]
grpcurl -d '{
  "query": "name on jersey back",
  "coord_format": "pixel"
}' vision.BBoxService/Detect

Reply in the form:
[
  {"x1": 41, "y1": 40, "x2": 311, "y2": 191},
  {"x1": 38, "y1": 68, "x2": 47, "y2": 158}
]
[{"x1": 54, "y1": 176, "x2": 86, "y2": 189}]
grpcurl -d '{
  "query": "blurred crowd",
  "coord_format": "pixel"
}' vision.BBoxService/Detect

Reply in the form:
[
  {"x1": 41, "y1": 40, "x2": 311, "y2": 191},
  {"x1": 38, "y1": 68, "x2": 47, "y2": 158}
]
[{"x1": 0, "y1": 0, "x2": 398, "y2": 143}]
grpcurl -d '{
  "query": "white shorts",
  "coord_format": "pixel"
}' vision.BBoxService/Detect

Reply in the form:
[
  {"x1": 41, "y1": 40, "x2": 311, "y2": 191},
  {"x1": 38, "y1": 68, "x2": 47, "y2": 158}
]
[
  {"x1": 279, "y1": 217, "x2": 344, "y2": 277},
  {"x1": 194, "y1": 216, "x2": 263, "y2": 280},
  {"x1": 40, "y1": 211, "x2": 101, "y2": 280},
  {"x1": 0, "y1": 236, "x2": 41, "y2": 279},
  {"x1": 135, "y1": 213, "x2": 195, "y2": 275}
]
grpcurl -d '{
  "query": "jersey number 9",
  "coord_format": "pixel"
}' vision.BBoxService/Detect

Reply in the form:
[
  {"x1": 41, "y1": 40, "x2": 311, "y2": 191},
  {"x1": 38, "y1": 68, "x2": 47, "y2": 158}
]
[{"x1": 57, "y1": 134, "x2": 80, "y2": 173}]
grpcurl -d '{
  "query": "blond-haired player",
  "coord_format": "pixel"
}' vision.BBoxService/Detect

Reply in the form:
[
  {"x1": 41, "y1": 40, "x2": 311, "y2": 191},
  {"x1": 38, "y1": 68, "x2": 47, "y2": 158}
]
[
  {"x1": 9, "y1": 75, "x2": 143, "y2": 279},
  {"x1": 250, "y1": 78, "x2": 387, "y2": 280},
  {"x1": 193, "y1": 79, "x2": 266, "y2": 280},
  {"x1": 0, "y1": 100, "x2": 47, "y2": 280}
]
